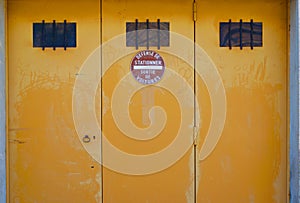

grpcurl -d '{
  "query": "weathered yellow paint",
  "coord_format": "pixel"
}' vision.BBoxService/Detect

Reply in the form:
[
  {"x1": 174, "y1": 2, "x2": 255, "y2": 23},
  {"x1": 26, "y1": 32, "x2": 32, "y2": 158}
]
[
  {"x1": 8, "y1": 0, "x2": 102, "y2": 202},
  {"x1": 101, "y1": 0, "x2": 195, "y2": 202},
  {"x1": 7, "y1": 0, "x2": 288, "y2": 202},
  {"x1": 196, "y1": 0, "x2": 287, "y2": 202}
]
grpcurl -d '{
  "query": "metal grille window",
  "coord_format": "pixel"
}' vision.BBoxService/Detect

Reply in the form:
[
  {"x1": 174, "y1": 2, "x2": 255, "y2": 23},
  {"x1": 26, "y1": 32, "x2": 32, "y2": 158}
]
[
  {"x1": 126, "y1": 19, "x2": 169, "y2": 49},
  {"x1": 33, "y1": 20, "x2": 76, "y2": 50},
  {"x1": 220, "y1": 19, "x2": 262, "y2": 49}
]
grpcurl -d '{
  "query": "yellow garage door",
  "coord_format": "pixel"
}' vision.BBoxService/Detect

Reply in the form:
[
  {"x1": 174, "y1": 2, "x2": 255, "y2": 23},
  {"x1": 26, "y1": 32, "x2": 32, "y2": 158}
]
[{"x1": 8, "y1": 0, "x2": 287, "y2": 202}]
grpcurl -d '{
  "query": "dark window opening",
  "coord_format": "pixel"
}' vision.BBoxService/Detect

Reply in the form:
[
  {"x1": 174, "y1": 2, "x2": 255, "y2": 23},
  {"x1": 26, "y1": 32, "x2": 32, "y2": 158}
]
[
  {"x1": 126, "y1": 19, "x2": 169, "y2": 50},
  {"x1": 220, "y1": 19, "x2": 262, "y2": 50},
  {"x1": 33, "y1": 20, "x2": 76, "y2": 50}
]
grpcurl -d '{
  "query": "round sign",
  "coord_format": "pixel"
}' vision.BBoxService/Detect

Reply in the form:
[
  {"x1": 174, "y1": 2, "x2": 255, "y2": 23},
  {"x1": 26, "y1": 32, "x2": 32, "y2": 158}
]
[{"x1": 130, "y1": 50, "x2": 165, "y2": 85}]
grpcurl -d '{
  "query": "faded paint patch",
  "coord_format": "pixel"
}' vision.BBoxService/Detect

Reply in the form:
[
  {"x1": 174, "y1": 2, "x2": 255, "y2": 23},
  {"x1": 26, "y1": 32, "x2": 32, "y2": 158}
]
[
  {"x1": 197, "y1": 84, "x2": 285, "y2": 202},
  {"x1": 220, "y1": 156, "x2": 232, "y2": 174},
  {"x1": 249, "y1": 193, "x2": 255, "y2": 203},
  {"x1": 80, "y1": 178, "x2": 92, "y2": 185}
]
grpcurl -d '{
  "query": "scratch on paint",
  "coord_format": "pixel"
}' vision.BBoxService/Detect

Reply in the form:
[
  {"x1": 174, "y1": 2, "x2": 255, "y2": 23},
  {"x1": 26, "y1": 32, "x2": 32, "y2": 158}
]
[
  {"x1": 232, "y1": 58, "x2": 268, "y2": 88},
  {"x1": 9, "y1": 139, "x2": 26, "y2": 144}
]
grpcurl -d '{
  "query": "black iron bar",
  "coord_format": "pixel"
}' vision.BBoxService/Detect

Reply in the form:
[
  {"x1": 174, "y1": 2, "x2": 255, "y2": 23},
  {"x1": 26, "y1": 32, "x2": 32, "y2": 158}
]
[
  {"x1": 64, "y1": 20, "x2": 67, "y2": 50},
  {"x1": 239, "y1": 19, "x2": 243, "y2": 50},
  {"x1": 135, "y1": 19, "x2": 138, "y2": 50},
  {"x1": 157, "y1": 19, "x2": 160, "y2": 50},
  {"x1": 146, "y1": 19, "x2": 149, "y2": 50},
  {"x1": 250, "y1": 19, "x2": 254, "y2": 50},
  {"x1": 52, "y1": 20, "x2": 56, "y2": 50},
  {"x1": 228, "y1": 19, "x2": 232, "y2": 49},
  {"x1": 41, "y1": 20, "x2": 45, "y2": 50}
]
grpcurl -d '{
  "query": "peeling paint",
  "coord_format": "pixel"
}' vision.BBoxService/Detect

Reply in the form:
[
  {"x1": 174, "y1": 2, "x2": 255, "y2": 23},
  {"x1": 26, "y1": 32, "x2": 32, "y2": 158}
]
[
  {"x1": 94, "y1": 172, "x2": 102, "y2": 203},
  {"x1": 186, "y1": 150, "x2": 197, "y2": 203}
]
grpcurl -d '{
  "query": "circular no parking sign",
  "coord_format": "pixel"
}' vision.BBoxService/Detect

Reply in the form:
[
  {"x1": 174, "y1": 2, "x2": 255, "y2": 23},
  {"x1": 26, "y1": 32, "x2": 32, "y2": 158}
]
[{"x1": 130, "y1": 50, "x2": 165, "y2": 85}]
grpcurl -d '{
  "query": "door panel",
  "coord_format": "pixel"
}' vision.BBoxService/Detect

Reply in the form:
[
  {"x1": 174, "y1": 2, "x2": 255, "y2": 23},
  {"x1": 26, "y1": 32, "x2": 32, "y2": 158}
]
[
  {"x1": 196, "y1": 0, "x2": 287, "y2": 202},
  {"x1": 101, "y1": 0, "x2": 195, "y2": 202},
  {"x1": 8, "y1": 0, "x2": 102, "y2": 202}
]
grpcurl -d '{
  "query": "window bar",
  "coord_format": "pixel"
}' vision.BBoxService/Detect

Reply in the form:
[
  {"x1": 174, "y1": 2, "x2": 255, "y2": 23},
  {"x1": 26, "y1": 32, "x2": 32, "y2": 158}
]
[
  {"x1": 41, "y1": 20, "x2": 45, "y2": 50},
  {"x1": 135, "y1": 19, "x2": 138, "y2": 50},
  {"x1": 146, "y1": 19, "x2": 149, "y2": 50},
  {"x1": 157, "y1": 19, "x2": 160, "y2": 50},
  {"x1": 250, "y1": 19, "x2": 254, "y2": 50},
  {"x1": 228, "y1": 19, "x2": 232, "y2": 50},
  {"x1": 52, "y1": 20, "x2": 56, "y2": 50},
  {"x1": 239, "y1": 19, "x2": 243, "y2": 50},
  {"x1": 63, "y1": 20, "x2": 67, "y2": 50}
]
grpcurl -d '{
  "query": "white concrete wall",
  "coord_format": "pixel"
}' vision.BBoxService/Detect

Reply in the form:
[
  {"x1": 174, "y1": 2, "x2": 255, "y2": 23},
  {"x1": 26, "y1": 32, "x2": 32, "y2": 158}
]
[{"x1": 290, "y1": 0, "x2": 300, "y2": 202}]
